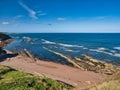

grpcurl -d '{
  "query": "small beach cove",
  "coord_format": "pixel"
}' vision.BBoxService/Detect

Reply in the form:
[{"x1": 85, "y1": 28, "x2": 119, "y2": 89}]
[
  {"x1": 0, "y1": 52, "x2": 106, "y2": 89},
  {"x1": 0, "y1": 33, "x2": 120, "y2": 90}
]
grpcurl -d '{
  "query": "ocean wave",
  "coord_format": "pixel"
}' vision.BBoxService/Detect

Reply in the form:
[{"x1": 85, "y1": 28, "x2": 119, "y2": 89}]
[
  {"x1": 98, "y1": 47, "x2": 107, "y2": 51},
  {"x1": 41, "y1": 39, "x2": 84, "y2": 48},
  {"x1": 89, "y1": 48, "x2": 120, "y2": 58},
  {"x1": 113, "y1": 47, "x2": 120, "y2": 50},
  {"x1": 58, "y1": 43, "x2": 83, "y2": 48},
  {"x1": 89, "y1": 49, "x2": 101, "y2": 52},
  {"x1": 90, "y1": 47, "x2": 108, "y2": 52},
  {"x1": 22, "y1": 36, "x2": 31, "y2": 39},
  {"x1": 101, "y1": 51, "x2": 113, "y2": 56},
  {"x1": 110, "y1": 50, "x2": 116, "y2": 53},
  {"x1": 83, "y1": 47, "x2": 88, "y2": 50},
  {"x1": 89, "y1": 49, "x2": 113, "y2": 55},
  {"x1": 41, "y1": 39, "x2": 56, "y2": 44}
]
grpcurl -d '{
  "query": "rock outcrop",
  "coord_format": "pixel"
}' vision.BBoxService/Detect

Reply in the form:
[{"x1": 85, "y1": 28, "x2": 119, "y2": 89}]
[
  {"x1": 74, "y1": 54, "x2": 119, "y2": 75},
  {"x1": 0, "y1": 33, "x2": 12, "y2": 48},
  {"x1": 0, "y1": 33, "x2": 12, "y2": 55},
  {"x1": 43, "y1": 47, "x2": 119, "y2": 75}
]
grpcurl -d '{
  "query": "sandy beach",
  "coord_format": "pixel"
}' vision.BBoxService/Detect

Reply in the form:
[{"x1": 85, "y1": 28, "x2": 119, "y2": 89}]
[{"x1": 0, "y1": 53, "x2": 106, "y2": 89}]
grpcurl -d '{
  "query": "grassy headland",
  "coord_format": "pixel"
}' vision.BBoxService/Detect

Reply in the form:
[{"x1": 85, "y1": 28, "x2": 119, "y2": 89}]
[
  {"x1": 0, "y1": 65, "x2": 72, "y2": 90},
  {"x1": 0, "y1": 32, "x2": 120, "y2": 90},
  {"x1": 0, "y1": 33, "x2": 72, "y2": 90}
]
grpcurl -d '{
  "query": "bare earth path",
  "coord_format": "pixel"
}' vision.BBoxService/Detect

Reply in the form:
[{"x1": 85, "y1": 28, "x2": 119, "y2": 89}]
[{"x1": 0, "y1": 55, "x2": 106, "y2": 89}]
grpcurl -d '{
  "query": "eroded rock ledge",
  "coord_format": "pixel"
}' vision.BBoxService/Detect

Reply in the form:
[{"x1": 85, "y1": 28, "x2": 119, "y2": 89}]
[
  {"x1": 76, "y1": 54, "x2": 119, "y2": 75},
  {"x1": 43, "y1": 47, "x2": 119, "y2": 75}
]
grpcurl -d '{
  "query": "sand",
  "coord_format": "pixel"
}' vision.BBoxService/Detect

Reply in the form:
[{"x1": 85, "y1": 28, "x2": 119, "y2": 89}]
[{"x1": 0, "y1": 54, "x2": 106, "y2": 89}]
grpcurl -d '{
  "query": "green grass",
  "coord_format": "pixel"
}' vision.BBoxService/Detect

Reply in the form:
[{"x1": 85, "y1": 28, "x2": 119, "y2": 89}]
[
  {"x1": 82, "y1": 71, "x2": 120, "y2": 90},
  {"x1": 0, "y1": 65, "x2": 72, "y2": 90}
]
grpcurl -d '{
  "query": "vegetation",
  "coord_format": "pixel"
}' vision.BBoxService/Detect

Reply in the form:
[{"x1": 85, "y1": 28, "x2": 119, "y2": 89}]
[
  {"x1": 82, "y1": 71, "x2": 120, "y2": 90},
  {"x1": 0, "y1": 65, "x2": 72, "y2": 90},
  {"x1": 0, "y1": 33, "x2": 120, "y2": 90}
]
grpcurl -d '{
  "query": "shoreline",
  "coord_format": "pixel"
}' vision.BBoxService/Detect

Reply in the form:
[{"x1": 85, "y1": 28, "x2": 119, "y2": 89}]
[{"x1": 0, "y1": 53, "x2": 106, "y2": 89}]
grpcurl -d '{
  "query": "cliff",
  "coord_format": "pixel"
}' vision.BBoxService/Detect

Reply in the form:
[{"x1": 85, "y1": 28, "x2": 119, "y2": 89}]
[{"x1": 0, "y1": 33, "x2": 12, "y2": 55}]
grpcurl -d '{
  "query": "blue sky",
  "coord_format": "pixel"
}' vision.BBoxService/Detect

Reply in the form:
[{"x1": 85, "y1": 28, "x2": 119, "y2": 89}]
[{"x1": 0, "y1": 0, "x2": 120, "y2": 33}]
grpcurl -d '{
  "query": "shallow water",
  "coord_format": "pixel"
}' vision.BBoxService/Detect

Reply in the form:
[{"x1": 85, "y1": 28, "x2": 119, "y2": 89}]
[{"x1": 5, "y1": 33, "x2": 120, "y2": 66}]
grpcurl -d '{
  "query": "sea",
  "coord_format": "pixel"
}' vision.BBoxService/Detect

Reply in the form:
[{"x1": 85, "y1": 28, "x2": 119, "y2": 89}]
[{"x1": 5, "y1": 33, "x2": 120, "y2": 66}]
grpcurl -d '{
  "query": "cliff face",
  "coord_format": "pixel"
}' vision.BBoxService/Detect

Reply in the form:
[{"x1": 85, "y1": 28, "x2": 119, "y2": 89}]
[
  {"x1": 0, "y1": 33, "x2": 12, "y2": 48},
  {"x1": 0, "y1": 33, "x2": 11, "y2": 41},
  {"x1": 0, "y1": 33, "x2": 12, "y2": 54}
]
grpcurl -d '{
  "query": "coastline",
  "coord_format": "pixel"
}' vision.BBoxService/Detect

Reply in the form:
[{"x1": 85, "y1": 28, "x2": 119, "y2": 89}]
[
  {"x1": 0, "y1": 52, "x2": 106, "y2": 89},
  {"x1": 0, "y1": 33, "x2": 120, "y2": 89}
]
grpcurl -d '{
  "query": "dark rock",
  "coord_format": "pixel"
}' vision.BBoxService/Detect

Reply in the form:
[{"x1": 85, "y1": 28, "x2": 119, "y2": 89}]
[
  {"x1": 0, "y1": 33, "x2": 12, "y2": 48},
  {"x1": 0, "y1": 33, "x2": 11, "y2": 41},
  {"x1": 0, "y1": 33, "x2": 12, "y2": 55}
]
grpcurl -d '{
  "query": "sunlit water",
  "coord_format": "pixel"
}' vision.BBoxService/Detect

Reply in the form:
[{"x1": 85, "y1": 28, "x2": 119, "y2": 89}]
[{"x1": 5, "y1": 33, "x2": 120, "y2": 66}]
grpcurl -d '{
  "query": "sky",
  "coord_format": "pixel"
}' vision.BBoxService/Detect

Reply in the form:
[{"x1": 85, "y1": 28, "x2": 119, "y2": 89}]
[{"x1": 0, "y1": 0, "x2": 120, "y2": 33}]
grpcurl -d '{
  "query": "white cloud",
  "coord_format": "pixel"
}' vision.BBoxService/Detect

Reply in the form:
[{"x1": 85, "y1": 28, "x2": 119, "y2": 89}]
[
  {"x1": 38, "y1": 13, "x2": 47, "y2": 16},
  {"x1": 18, "y1": 2, "x2": 38, "y2": 19},
  {"x1": 2, "y1": 22, "x2": 10, "y2": 25},
  {"x1": 14, "y1": 15, "x2": 24, "y2": 19},
  {"x1": 57, "y1": 18, "x2": 66, "y2": 21},
  {"x1": 37, "y1": 10, "x2": 47, "y2": 16}
]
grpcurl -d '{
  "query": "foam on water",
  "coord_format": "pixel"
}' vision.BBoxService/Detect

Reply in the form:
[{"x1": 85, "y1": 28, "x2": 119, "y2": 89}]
[
  {"x1": 110, "y1": 50, "x2": 116, "y2": 53},
  {"x1": 41, "y1": 39, "x2": 84, "y2": 48},
  {"x1": 89, "y1": 49, "x2": 101, "y2": 52},
  {"x1": 113, "y1": 47, "x2": 120, "y2": 50},
  {"x1": 22, "y1": 36, "x2": 31, "y2": 39},
  {"x1": 5, "y1": 33, "x2": 120, "y2": 66},
  {"x1": 58, "y1": 43, "x2": 83, "y2": 48},
  {"x1": 98, "y1": 47, "x2": 107, "y2": 51},
  {"x1": 89, "y1": 48, "x2": 113, "y2": 55},
  {"x1": 41, "y1": 39, "x2": 56, "y2": 44},
  {"x1": 89, "y1": 48, "x2": 120, "y2": 58}
]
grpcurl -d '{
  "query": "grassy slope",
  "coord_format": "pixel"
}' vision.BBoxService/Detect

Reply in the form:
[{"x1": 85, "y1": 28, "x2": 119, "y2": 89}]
[
  {"x1": 0, "y1": 65, "x2": 72, "y2": 90},
  {"x1": 83, "y1": 71, "x2": 120, "y2": 90}
]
